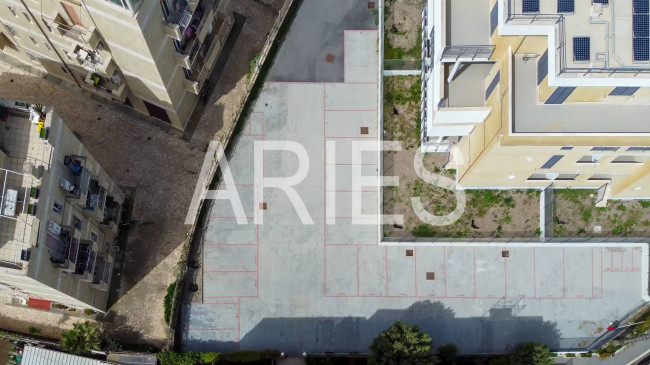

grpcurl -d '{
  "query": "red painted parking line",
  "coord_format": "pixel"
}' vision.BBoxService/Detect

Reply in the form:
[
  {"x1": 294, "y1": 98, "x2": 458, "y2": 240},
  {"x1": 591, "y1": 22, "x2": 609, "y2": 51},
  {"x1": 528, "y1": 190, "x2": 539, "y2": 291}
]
[
  {"x1": 473, "y1": 247, "x2": 477, "y2": 297},
  {"x1": 204, "y1": 270, "x2": 257, "y2": 274},
  {"x1": 533, "y1": 247, "x2": 536, "y2": 298},
  {"x1": 325, "y1": 109, "x2": 377, "y2": 112},
  {"x1": 414, "y1": 247, "x2": 418, "y2": 297},
  {"x1": 205, "y1": 243, "x2": 257, "y2": 246},
  {"x1": 385, "y1": 247, "x2": 389, "y2": 296},
  {"x1": 188, "y1": 328, "x2": 239, "y2": 331},
  {"x1": 443, "y1": 247, "x2": 447, "y2": 297},
  {"x1": 357, "y1": 245, "x2": 360, "y2": 296},
  {"x1": 562, "y1": 248, "x2": 565, "y2": 299}
]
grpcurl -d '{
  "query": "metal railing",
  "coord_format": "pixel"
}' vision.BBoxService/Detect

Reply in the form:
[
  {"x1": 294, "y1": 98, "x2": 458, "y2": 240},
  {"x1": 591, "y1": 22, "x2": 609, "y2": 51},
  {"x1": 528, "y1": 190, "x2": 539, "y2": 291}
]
[
  {"x1": 505, "y1": 1, "x2": 650, "y2": 77},
  {"x1": 441, "y1": 45, "x2": 496, "y2": 61}
]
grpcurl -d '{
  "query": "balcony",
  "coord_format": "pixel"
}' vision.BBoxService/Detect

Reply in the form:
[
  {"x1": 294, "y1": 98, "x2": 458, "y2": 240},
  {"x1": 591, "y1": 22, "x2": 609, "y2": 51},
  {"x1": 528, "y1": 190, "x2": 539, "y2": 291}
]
[
  {"x1": 100, "y1": 196, "x2": 121, "y2": 234},
  {"x1": 183, "y1": 13, "x2": 233, "y2": 94},
  {"x1": 70, "y1": 44, "x2": 116, "y2": 77},
  {"x1": 42, "y1": 13, "x2": 100, "y2": 49},
  {"x1": 73, "y1": 242, "x2": 95, "y2": 281},
  {"x1": 162, "y1": 0, "x2": 204, "y2": 40},
  {"x1": 90, "y1": 260, "x2": 111, "y2": 291},
  {"x1": 83, "y1": 179, "x2": 107, "y2": 221},
  {"x1": 60, "y1": 155, "x2": 90, "y2": 204},
  {"x1": 47, "y1": 226, "x2": 81, "y2": 272},
  {"x1": 82, "y1": 71, "x2": 128, "y2": 102}
]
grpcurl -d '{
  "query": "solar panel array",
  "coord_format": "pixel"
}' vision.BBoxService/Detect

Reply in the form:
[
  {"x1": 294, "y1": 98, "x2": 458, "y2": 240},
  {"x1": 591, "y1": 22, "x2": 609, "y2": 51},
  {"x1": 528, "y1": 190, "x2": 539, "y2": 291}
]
[
  {"x1": 633, "y1": 0, "x2": 650, "y2": 61},
  {"x1": 573, "y1": 37, "x2": 590, "y2": 61},
  {"x1": 558, "y1": 0, "x2": 574, "y2": 13},
  {"x1": 522, "y1": 0, "x2": 539, "y2": 13}
]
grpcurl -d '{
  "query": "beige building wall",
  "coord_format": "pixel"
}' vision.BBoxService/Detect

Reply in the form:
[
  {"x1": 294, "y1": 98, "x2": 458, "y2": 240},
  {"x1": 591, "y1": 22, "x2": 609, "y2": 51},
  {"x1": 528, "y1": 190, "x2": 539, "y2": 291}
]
[{"x1": 0, "y1": 0, "x2": 233, "y2": 129}]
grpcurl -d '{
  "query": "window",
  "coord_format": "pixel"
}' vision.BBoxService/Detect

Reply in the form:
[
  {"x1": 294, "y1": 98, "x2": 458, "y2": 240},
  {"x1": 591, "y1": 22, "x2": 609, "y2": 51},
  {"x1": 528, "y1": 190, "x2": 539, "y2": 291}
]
[
  {"x1": 60, "y1": 66, "x2": 68, "y2": 73},
  {"x1": 490, "y1": 2, "x2": 499, "y2": 35},
  {"x1": 545, "y1": 87, "x2": 575, "y2": 104},
  {"x1": 26, "y1": 53, "x2": 36, "y2": 62},
  {"x1": 44, "y1": 43, "x2": 51, "y2": 51},
  {"x1": 3, "y1": 24, "x2": 18, "y2": 38},
  {"x1": 555, "y1": 174, "x2": 579, "y2": 181},
  {"x1": 52, "y1": 200, "x2": 63, "y2": 215},
  {"x1": 29, "y1": 36, "x2": 38, "y2": 46},
  {"x1": 485, "y1": 71, "x2": 500, "y2": 100},
  {"x1": 611, "y1": 155, "x2": 649, "y2": 163},
  {"x1": 541, "y1": 155, "x2": 563, "y2": 169},
  {"x1": 560, "y1": 146, "x2": 573, "y2": 150},
  {"x1": 577, "y1": 155, "x2": 601, "y2": 163},
  {"x1": 610, "y1": 87, "x2": 639, "y2": 96},
  {"x1": 628, "y1": 147, "x2": 650, "y2": 152},
  {"x1": 22, "y1": 12, "x2": 31, "y2": 23},
  {"x1": 90, "y1": 230, "x2": 98, "y2": 243},
  {"x1": 72, "y1": 216, "x2": 82, "y2": 230},
  {"x1": 7, "y1": 6, "x2": 17, "y2": 17},
  {"x1": 537, "y1": 50, "x2": 548, "y2": 85},
  {"x1": 589, "y1": 174, "x2": 613, "y2": 181},
  {"x1": 591, "y1": 146, "x2": 619, "y2": 151}
]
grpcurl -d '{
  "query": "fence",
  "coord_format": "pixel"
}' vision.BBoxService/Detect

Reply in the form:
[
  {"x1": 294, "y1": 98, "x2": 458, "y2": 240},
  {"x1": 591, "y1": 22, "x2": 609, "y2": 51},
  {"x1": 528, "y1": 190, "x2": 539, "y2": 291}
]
[{"x1": 166, "y1": 0, "x2": 302, "y2": 350}]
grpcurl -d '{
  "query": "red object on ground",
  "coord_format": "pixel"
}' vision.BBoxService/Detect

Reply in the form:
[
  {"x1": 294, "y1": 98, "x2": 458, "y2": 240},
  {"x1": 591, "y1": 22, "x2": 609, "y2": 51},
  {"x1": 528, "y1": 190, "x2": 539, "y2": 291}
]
[
  {"x1": 27, "y1": 298, "x2": 51, "y2": 311},
  {"x1": 607, "y1": 326, "x2": 616, "y2": 331}
]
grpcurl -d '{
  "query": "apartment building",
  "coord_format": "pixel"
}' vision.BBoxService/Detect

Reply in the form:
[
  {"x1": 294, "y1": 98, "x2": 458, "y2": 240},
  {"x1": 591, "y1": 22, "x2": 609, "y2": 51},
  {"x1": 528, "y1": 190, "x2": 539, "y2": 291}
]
[
  {"x1": 0, "y1": 0, "x2": 234, "y2": 129},
  {"x1": 0, "y1": 100, "x2": 124, "y2": 312},
  {"x1": 421, "y1": 0, "x2": 650, "y2": 202}
]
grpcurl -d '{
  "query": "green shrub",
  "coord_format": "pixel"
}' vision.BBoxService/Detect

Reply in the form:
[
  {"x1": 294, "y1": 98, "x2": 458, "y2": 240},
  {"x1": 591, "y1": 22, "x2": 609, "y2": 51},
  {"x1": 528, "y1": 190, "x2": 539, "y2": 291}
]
[
  {"x1": 581, "y1": 352, "x2": 593, "y2": 358},
  {"x1": 565, "y1": 353, "x2": 575, "y2": 357},
  {"x1": 28, "y1": 326, "x2": 40, "y2": 335},
  {"x1": 157, "y1": 351, "x2": 201, "y2": 365},
  {"x1": 84, "y1": 308, "x2": 96, "y2": 316},
  {"x1": 219, "y1": 350, "x2": 261, "y2": 363},
  {"x1": 164, "y1": 281, "x2": 177, "y2": 324},
  {"x1": 259, "y1": 349, "x2": 281, "y2": 358},
  {"x1": 200, "y1": 352, "x2": 219, "y2": 363}
]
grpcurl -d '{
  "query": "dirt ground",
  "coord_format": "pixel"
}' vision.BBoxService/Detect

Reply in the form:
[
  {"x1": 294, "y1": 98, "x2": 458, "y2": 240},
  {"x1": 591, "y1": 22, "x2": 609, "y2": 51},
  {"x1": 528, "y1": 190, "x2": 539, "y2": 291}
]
[
  {"x1": 384, "y1": 0, "x2": 422, "y2": 59},
  {"x1": 0, "y1": 0, "x2": 283, "y2": 348},
  {"x1": 383, "y1": 76, "x2": 539, "y2": 239},
  {"x1": 384, "y1": 150, "x2": 540, "y2": 239},
  {"x1": 554, "y1": 190, "x2": 650, "y2": 237}
]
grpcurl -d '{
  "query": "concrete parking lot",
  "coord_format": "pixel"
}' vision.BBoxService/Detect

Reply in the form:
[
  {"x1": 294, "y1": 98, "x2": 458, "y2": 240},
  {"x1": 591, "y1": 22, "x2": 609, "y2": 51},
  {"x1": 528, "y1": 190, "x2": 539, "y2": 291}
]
[{"x1": 183, "y1": 0, "x2": 649, "y2": 356}]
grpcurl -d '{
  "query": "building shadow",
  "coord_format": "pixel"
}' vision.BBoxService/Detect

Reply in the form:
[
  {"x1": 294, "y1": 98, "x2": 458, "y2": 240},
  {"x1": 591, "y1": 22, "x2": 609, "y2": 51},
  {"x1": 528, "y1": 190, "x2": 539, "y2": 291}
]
[{"x1": 183, "y1": 300, "x2": 561, "y2": 355}]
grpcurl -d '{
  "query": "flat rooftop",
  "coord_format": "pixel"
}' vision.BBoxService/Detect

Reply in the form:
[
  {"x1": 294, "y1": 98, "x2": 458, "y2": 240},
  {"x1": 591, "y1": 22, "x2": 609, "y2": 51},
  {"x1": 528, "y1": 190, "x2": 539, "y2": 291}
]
[
  {"x1": 508, "y1": 0, "x2": 649, "y2": 71},
  {"x1": 182, "y1": 16, "x2": 649, "y2": 354},
  {"x1": 513, "y1": 54, "x2": 650, "y2": 133}
]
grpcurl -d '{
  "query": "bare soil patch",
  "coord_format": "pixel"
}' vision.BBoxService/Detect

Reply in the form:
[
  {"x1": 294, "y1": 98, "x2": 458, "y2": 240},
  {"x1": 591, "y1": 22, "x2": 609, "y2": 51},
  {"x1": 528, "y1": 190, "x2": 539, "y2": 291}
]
[
  {"x1": 383, "y1": 76, "x2": 539, "y2": 239},
  {"x1": 384, "y1": 0, "x2": 422, "y2": 59},
  {"x1": 554, "y1": 190, "x2": 650, "y2": 237}
]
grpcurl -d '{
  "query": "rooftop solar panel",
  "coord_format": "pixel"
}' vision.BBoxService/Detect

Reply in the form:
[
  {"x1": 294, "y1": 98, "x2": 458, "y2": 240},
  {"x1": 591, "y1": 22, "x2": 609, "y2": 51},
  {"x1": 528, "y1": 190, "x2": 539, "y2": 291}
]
[
  {"x1": 522, "y1": 0, "x2": 539, "y2": 13},
  {"x1": 634, "y1": 14, "x2": 649, "y2": 37},
  {"x1": 558, "y1": 0, "x2": 574, "y2": 13},
  {"x1": 634, "y1": 0, "x2": 649, "y2": 14},
  {"x1": 634, "y1": 37, "x2": 650, "y2": 61},
  {"x1": 573, "y1": 37, "x2": 590, "y2": 61}
]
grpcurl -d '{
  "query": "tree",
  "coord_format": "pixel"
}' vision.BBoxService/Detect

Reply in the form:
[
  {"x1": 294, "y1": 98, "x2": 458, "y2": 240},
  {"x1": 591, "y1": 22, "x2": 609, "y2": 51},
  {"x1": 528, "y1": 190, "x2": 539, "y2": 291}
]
[
  {"x1": 369, "y1": 321, "x2": 439, "y2": 365},
  {"x1": 61, "y1": 321, "x2": 101, "y2": 355},
  {"x1": 509, "y1": 342, "x2": 554, "y2": 365},
  {"x1": 437, "y1": 344, "x2": 458, "y2": 365}
]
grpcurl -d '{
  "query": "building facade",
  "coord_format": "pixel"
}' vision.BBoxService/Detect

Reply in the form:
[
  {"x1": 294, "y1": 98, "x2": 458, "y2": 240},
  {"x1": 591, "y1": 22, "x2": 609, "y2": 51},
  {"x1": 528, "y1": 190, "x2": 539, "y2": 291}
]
[
  {"x1": 0, "y1": 0, "x2": 234, "y2": 129},
  {"x1": 0, "y1": 100, "x2": 124, "y2": 312},
  {"x1": 422, "y1": 0, "x2": 650, "y2": 202}
]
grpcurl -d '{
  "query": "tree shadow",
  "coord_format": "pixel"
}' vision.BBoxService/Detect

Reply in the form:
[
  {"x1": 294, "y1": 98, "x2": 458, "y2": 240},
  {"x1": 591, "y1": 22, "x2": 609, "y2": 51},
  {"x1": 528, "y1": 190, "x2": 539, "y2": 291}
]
[{"x1": 182, "y1": 300, "x2": 561, "y2": 355}]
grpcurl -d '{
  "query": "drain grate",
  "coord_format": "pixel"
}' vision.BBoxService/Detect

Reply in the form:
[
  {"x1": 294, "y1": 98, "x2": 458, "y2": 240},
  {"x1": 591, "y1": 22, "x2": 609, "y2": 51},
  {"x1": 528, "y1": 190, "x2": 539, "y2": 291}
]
[
  {"x1": 406, "y1": 249, "x2": 413, "y2": 257},
  {"x1": 426, "y1": 272, "x2": 435, "y2": 280},
  {"x1": 260, "y1": 202, "x2": 268, "y2": 210},
  {"x1": 360, "y1": 127, "x2": 369, "y2": 135},
  {"x1": 325, "y1": 53, "x2": 336, "y2": 63},
  {"x1": 368, "y1": 1, "x2": 376, "y2": 9},
  {"x1": 502, "y1": 250, "x2": 509, "y2": 258}
]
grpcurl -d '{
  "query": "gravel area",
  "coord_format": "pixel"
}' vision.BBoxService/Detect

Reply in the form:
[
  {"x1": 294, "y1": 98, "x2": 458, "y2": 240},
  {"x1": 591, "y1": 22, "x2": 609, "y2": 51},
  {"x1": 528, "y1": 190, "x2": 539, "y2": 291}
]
[{"x1": 0, "y1": 0, "x2": 283, "y2": 347}]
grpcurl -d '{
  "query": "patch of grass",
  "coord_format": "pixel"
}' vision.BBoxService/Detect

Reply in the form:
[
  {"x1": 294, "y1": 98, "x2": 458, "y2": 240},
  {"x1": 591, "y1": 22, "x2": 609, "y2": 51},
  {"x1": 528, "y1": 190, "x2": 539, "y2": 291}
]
[
  {"x1": 163, "y1": 281, "x2": 177, "y2": 325},
  {"x1": 616, "y1": 204, "x2": 627, "y2": 212},
  {"x1": 640, "y1": 201, "x2": 650, "y2": 209},
  {"x1": 412, "y1": 225, "x2": 436, "y2": 237},
  {"x1": 503, "y1": 215, "x2": 512, "y2": 224},
  {"x1": 28, "y1": 326, "x2": 40, "y2": 335}
]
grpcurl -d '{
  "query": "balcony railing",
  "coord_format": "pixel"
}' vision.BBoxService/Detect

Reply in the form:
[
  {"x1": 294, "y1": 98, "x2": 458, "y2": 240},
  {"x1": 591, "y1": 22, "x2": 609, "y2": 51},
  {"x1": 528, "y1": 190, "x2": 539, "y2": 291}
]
[{"x1": 41, "y1": 14, "x2": 100, "y2": 49}]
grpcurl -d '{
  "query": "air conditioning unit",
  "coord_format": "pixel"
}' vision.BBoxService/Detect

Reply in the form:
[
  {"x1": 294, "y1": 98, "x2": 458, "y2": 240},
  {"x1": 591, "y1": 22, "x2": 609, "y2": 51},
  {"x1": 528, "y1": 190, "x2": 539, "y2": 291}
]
[
  {"x1": 48, "y1": 221, "x2": 62, "y2": 235},
  {"x1": 59, "y1": 179, "x2": 76, "y2": 193}
]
